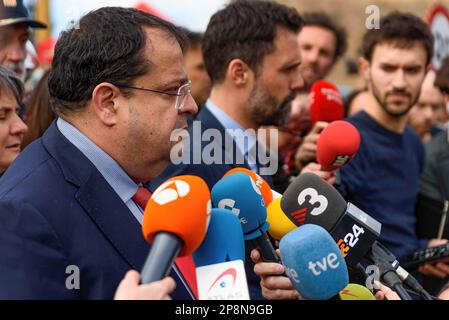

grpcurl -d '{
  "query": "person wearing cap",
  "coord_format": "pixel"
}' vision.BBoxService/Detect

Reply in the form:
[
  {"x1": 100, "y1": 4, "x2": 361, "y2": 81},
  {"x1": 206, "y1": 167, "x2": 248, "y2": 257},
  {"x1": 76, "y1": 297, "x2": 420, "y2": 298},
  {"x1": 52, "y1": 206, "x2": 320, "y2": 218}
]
[{"x1": 0, "y1": 0, "x2": 46, "y2": 78}]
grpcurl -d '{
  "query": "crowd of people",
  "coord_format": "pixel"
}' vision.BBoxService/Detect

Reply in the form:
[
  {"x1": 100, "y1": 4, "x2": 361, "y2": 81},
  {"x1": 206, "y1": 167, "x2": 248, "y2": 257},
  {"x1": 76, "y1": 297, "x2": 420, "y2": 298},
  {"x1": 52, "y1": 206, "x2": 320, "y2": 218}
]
[{"x1": 0, "y1": 0, "x2": 449, "y2": 300}]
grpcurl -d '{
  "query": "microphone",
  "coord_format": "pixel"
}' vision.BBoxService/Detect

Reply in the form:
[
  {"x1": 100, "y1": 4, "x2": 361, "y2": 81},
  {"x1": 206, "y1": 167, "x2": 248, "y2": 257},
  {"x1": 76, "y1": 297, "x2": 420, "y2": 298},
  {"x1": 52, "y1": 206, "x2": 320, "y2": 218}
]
[
  {"x1": 193, "y1": 208, "x2": 245, "y2": 267},
  {"x1": 309, "y1": 80, "x2": 344, "y2": 124},
  {"x1": 316, "y1": 120, "x2": 361, "y2": 171},
  {"x1": 367, "y1": 241, "x2": 432, "y2": 300},
  {"x1": 224, "y1": 168, "x2": 281, "y2": 206},
  {"x1": 193, "y1": 208, "x2": 250, "y2": 300},
  {"x1": 267, "y1": 198, "x2": 372, "y2": 286},
  {"x1": 280, "y1": 224, "x2": 349, "y2": 300},
  {"x1": 211, "y1": 172, "x2": 280, "y2": 263},
  {"x1": 141, "y1": 175, "x2": 210, "y2": 284},
  {"x1": 266, "y1": 197, "x2": 296, "y2": 241},
  {"x1": 280, "y1": 172, "x2": 348, "y2": 231},
  {"x1": 280, "y1": 173, "x2": 415, "y2": 300},
  {"x1": 338, "y1": 284, "x2": 375, "y2": 300}
]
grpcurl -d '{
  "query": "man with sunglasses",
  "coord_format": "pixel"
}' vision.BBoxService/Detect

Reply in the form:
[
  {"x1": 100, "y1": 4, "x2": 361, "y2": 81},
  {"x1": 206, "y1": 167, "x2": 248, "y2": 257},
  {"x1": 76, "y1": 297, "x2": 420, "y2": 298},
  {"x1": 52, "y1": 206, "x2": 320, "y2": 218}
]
[{"x1": 0, "y1": 8, "x2": 198, "y2": 299}]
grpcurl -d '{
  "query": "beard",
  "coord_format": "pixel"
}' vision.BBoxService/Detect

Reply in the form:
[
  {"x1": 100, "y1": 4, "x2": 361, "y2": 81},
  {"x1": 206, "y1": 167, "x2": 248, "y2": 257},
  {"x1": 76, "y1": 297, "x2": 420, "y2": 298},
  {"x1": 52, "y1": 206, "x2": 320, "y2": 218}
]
[
  {"x1": 249, "y1": 81, "x2": 296, "y2": 127},
  {"x1": 370, "y1": 80, "x2": 420, "y2": 118}
]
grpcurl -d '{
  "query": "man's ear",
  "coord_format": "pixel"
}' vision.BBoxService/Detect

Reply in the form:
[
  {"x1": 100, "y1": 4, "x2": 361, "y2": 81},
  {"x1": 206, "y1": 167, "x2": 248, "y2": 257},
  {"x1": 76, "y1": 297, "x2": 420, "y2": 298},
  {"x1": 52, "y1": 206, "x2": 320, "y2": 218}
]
[
  {"x1": 91, "y1": 83, "x2": 122, "y2": 126},
  {"x1": 358, "y1": 57, "x2": 371, "y2": 82},
  {"x1": 227, "y1": 59, "x2": 252, "y2": 86}
]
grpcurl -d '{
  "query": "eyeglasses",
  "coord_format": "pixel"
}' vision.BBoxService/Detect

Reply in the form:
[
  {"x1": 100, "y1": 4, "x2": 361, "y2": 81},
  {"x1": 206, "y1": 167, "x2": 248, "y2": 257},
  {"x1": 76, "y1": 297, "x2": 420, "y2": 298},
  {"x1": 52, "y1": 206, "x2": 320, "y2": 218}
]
[{"x1": 116, "y1": 80, "x2": 192, "y2": 110}]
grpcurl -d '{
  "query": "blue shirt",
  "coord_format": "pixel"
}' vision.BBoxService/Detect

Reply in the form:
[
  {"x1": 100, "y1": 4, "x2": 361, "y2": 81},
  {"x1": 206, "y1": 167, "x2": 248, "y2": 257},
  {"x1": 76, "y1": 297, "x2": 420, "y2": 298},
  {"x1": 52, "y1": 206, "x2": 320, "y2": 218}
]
[
  {"x1": 57, "y1": 118, "x2": 143, "y2": 223},
  {"x1": 205, "y1": 100, "x2": 259, "y2": 172},
  {"x1": 337, "y1": 111, "x2": 429, "y2": 262}
]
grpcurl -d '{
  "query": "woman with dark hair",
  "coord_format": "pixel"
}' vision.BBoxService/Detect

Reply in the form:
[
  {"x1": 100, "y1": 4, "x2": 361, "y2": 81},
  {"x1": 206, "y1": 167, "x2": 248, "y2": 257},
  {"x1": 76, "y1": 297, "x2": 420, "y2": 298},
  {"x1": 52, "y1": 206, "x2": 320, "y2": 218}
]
[
  {"x1": 22, "y1": 70, "x2": 53, "y2": 148},
  {"x1": 0, "y1": 65, "x2": 28, "y2": 175}
]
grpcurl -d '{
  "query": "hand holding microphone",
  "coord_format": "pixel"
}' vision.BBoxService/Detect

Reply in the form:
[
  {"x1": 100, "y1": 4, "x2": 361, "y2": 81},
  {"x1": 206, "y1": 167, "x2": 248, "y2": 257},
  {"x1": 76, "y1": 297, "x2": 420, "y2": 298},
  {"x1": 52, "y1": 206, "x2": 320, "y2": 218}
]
[
  {"x1": 279, "y1": 172, "x2": 422, "y2": 300},
  {"x1": 252, "y1": 223, "x2": 351, "y2": 301},
  {"x1": 373, "y1": 281, "x2": 401, "y2": 301},
  {"x1": 294, "y1": 80, "x2": 346, "y2": 172},
  {"x1": 296, "y1": 120, "x2": 361, "y2": 184},
  {"x1": 251, "y1": 248, "x2": 300, "y2": 300},
  {"x1": 294, "y1": 121, "x2": 328, "y2": 170},
  {"x1": 114, "y1": 270, "x2": 176, "y2": 300},
  {"x1": 300, "y1": 162, "x2": 336, "y2": 185}
]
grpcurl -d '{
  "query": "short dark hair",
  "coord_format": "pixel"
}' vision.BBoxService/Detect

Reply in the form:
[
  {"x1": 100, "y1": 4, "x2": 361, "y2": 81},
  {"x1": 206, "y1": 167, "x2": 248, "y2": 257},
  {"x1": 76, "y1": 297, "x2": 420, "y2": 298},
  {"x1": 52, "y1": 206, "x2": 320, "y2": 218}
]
[
  {"x1": 302, "y1": 12, "x2": 347, "y2": 62},
  {"x1": 48, "y1": 7, "x2": 186, "y2": 116},
  {"x1": 203, "y1": 0, "x2": 303, "y2": 84},
  {"x1": 435, "y1": 56, "x2": 449, "y2": 95},
  {"x1": 0, "y1": 65, "x2": 24, "y2": 105},
  {"x1": 179, "y1": 27, "x2": 203, "y2": 51},
  {"x1": 361, "y1": 11, "x2": 434, "y2": 64}
]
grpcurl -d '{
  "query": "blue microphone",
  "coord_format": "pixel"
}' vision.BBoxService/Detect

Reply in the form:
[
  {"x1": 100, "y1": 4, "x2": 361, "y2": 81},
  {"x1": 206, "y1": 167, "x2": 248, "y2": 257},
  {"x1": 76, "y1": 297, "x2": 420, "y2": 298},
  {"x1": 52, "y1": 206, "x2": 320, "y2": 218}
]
[
  {"x1": 193, "y1": 208, "x2": 245, "y2": 267},
  {"x1": 211, "y1": 172, "x2": 279, "y2": 263},
  {"x1": 280, "y1": 224, "x2": 349, "y2": 300}
]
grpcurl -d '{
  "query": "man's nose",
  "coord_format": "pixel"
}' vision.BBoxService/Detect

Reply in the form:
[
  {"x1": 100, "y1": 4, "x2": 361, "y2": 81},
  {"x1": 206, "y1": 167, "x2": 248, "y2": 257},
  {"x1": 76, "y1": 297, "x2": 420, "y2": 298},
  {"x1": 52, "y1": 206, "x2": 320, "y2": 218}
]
[
  {"x1": 181, "y1": 94, "x2": 198, "y2": 116},
  {"x1": 391, "y1": 69, "x2": 407, "y2": 89},
  {"x1": 291, "y1": 70, "x2": 305, "y2": 93}
]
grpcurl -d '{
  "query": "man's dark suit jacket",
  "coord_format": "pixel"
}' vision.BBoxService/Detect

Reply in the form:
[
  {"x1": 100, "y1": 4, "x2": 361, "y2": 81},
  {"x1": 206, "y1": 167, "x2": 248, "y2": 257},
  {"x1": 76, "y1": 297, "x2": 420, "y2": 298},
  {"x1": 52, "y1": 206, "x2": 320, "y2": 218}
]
[
  {"x1": 150, "y1": 106, "x2": 274, "y2": 300},
  {"x1": 0, "y1": 122, "x2": 193, "y2": 299}
]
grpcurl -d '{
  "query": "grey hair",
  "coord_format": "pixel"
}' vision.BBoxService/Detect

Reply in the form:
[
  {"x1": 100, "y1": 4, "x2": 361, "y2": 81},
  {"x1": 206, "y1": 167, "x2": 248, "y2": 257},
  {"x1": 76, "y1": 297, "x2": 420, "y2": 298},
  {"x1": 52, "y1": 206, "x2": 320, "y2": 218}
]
[{"x1": 0, "y1": 66, "x2": 24, "y2": 105}]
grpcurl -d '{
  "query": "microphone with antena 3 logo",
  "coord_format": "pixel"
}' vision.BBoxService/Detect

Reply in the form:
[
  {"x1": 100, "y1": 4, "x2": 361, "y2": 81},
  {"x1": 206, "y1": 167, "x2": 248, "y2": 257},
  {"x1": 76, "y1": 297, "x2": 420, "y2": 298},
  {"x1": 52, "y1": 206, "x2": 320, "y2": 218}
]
[{"x1": 140, "y1": 175, "x2": 210, "y2": 285}]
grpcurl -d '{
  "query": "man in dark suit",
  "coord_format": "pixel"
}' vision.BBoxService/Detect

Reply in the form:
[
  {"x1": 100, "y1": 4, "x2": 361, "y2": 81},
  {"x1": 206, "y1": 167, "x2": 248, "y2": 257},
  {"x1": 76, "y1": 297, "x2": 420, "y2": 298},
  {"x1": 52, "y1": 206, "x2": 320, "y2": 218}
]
[
  {"x1": 150, "y1": 0, "x2": 312, "y2": 300},
  {"x1": 0, "y1": 7, "x2": 197, "y2": 299}
]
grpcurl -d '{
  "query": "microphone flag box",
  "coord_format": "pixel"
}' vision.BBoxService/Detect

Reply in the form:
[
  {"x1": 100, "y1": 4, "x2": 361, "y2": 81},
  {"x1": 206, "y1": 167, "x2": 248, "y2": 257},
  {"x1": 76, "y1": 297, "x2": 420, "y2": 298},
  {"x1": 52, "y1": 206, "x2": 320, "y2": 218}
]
[
  {"x1": 331, "y1": 203, "x2": 381, "y2": 266},
  {"x1": 196, "y1": 260, "x2": 250, "y2": 300}
]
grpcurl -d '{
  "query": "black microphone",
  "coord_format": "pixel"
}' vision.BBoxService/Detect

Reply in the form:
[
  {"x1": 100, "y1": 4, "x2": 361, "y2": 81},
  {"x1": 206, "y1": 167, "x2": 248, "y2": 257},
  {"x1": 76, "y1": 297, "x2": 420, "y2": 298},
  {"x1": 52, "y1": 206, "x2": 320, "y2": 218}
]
[
  {"x1": 366, "y1": 241, "x2": 412, "y2": 300},
  {"x1": 280, "y1": 173, "x2": 418, "y2": 300},
  {"x1": 281, "y1": 173, "x2": 381, "y2": 266},
  {"x1": 367, "y1": 241, "x2": 433, "y2": 300}
]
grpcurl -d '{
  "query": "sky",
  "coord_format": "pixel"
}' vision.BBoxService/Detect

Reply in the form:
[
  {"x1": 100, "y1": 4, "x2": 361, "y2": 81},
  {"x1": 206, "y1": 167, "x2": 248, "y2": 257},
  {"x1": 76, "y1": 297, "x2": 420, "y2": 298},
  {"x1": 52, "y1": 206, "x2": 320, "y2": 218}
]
[{"x1": 49, "y1": 0, "x2": 229, "y2": 37}]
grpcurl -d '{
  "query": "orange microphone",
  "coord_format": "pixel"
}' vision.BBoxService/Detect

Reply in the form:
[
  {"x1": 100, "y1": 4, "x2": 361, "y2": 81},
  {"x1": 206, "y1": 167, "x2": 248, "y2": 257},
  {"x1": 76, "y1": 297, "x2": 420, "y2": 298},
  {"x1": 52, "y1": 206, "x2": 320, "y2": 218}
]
[
  {"x1": 316, "y1": 120, "x2": 361, "y2": 171},
  {"x1": 224, "y1": 168, "x2": 280, "y2": 206},
  {"x1": 141, "y1": 175, "x2": 210, "y2": 284}
]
